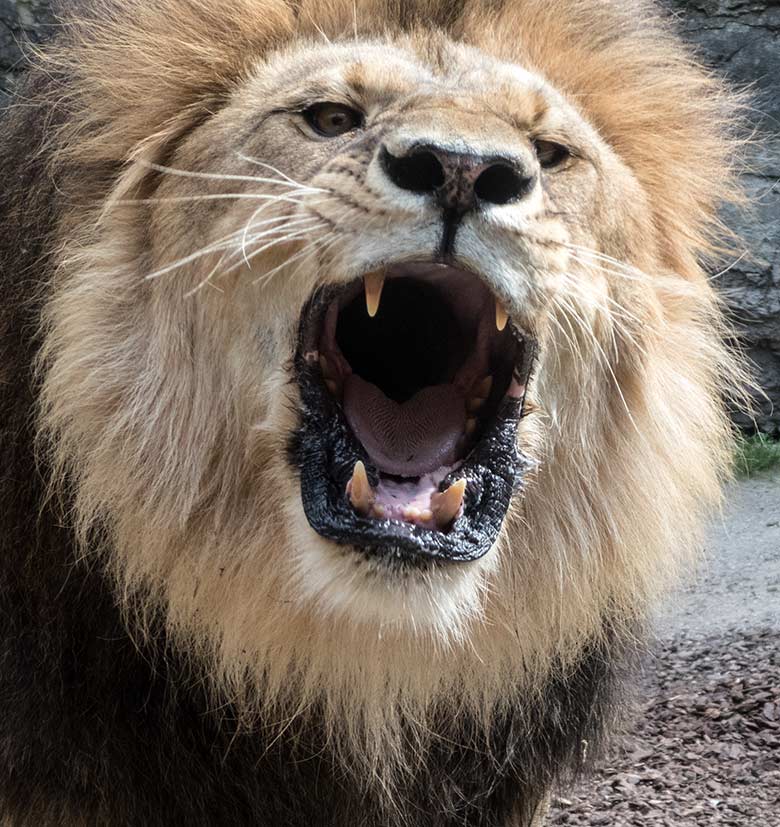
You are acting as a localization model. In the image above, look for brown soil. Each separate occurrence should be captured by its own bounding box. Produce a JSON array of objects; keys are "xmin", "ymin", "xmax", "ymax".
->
[{"xmin": 549, "ymin": 629, "xmax": 780, "ymax": 826}]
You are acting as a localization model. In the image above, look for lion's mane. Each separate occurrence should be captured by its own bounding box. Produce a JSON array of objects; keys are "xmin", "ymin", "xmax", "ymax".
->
[{"xmin": 0, "ymin": 1, "xmax": 748, "ymax": 824}]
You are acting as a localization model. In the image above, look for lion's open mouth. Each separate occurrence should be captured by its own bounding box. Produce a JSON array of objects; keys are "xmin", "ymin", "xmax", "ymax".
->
[{"xmin": 293, "ymin": 262, "xmax": 536, "ymax": 563}]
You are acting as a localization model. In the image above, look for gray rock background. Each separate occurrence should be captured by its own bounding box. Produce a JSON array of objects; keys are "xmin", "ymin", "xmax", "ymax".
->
[
  {"xmin": 667, "ymin": 0, "xmax": 780, "ymax": 434},
  {"xmin": 0, "ymin": 0, "xmax": 53, "ymax": 107},
  {"xmin": 1, "ymin": 0, "xmax": 779, "ymax": 432}
]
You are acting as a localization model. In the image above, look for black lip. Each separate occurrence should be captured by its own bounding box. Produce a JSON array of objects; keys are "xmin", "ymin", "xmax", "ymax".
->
[{"xmin": 290, "ymin": 281, "xmax": 537, "ymax": 565}]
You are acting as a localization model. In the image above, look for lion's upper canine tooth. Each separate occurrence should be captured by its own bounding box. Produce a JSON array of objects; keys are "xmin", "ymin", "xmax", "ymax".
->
[
  {"xmin": 364, "ymin": 271, "xmax": 385, "ymax": 318},
  {"xmin": 431, "ymin": 479, "xmax": 467, "ymax": 529},
  {"xmin": 495, "ymin": 300, "xmax": 509, "ymax": 332},
  {"xmin": 347, "ymin": 460, "xmax": 374, "ymax": 515}
]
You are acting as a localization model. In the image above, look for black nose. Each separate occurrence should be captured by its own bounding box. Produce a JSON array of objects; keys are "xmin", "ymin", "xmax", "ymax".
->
[{"xmin": 380, "ymin": 144, "xmax": 534, "ymax": 214}]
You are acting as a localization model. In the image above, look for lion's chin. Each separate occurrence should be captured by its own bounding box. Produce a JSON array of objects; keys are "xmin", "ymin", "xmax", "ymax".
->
[
  {"xmin": 288, "ymin": 503, "xmax": 499, "ymax": 635},
  {"xmin": 290, "ymin": 260, "xmax": 537, "ymax": 571}
]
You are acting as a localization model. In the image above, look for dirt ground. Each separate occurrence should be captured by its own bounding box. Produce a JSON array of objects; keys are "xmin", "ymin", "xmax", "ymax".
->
[{"xmin": 548, "ymin": 473, "xmax": 780, "ymax": 827}]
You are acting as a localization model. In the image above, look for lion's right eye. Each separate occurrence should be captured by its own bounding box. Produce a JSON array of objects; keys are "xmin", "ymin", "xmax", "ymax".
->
[
  {"xmin": 303, "ymin": 102, "xmax": 364, "ymax": 138},
  {"xmin": 533, "ymin": 139, "xmax": 571, "ymax": 170}
]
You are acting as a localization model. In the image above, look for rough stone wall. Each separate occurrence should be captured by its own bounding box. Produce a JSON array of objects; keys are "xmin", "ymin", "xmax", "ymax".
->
[
  {"xmin": 1, "ymin": 0, "xmax": 779, "ymax": 432},
  {"xmin": 667, "ymin": 1, "xmax": 780, "ymax": 433},
  {"xmin": 0, "ymin": 0, "xmax": 53, "ymax": 107}
]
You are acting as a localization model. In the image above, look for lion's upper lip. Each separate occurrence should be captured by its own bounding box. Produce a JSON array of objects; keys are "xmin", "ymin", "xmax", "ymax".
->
[{"xmin": 292, "ymin": 260, "xmax": 537, "ymax": 563}]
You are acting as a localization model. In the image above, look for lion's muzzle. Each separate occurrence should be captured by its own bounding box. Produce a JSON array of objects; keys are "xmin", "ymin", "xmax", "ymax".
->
[{"xmin": 293, "ymin": 260, "xmax": 537, "ymax": 564}]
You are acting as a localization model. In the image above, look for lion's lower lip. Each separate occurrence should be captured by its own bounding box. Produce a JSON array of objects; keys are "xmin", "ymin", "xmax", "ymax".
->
[{"xmin": 291, "ymin": 261, "xmax": 537, "ymax": 563}]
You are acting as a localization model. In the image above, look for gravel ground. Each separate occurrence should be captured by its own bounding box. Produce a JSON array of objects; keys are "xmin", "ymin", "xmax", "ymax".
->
[
  {"xmin": 549, "ymin": 473, "xmax": 780, "ymax": 827},
  {"xmin": 657, "ymin": 474, "xmax": 780, "ymax": 636}
]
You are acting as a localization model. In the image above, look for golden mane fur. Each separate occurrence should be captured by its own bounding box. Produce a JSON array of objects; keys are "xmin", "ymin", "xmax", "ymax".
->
[{"xmin": 31, "ymin": 0, "xmax": 747, "ymax": 782}]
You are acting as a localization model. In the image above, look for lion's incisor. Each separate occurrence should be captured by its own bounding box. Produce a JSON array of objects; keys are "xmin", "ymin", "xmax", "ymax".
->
[{"xmin": 0, "ymin": 0, "xmax": 749, "ymax": 824}]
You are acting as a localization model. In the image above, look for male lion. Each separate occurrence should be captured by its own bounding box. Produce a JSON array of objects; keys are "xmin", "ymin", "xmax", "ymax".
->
[{"xmin": 0, "ymin": 1, "xmax": 746, "ymax": 824}]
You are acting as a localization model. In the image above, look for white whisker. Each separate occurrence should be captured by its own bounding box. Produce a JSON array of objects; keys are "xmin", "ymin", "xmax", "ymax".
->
[
  {"xmin": 183, "ymin": 246, "xmax": 234, "ymax": 299},
  {"xmin": 144, "ymin": 231, "xmax": 246, "ymax": 281},
  {"xmin": 549, "ymin": 297, "xmax": 587, "ymax": 366},
  {"xmin": 565, "ymin": 244, "xmax": 649, "ymax": 283},
  {"xmin": 239, "ymin": 198, "xmax": 335, "ymax": 266},
  {"xmin": 140, "ymin": 160, "xmax": 327, "ymax": 192},
  {"xmin": 709, "ymin": 250, "xmax": 748, "ymax": 281},
  {"xmin": 236, "ymin": 155, "xmax": 320, "ymax": 191},
  {"xmin": 220, "ymin": 228, "xmax": 324, "ymax": 282},
  {"xmin": 553, "ymin": 291, "xmax": 643, "ymax": 438},
  {"xmin": 252, "ymin": 233, "xmax": 331, "ymax": 287},
  {"xmin": 567, "ymin": 252, "xmax": 644, "ymax": 284},
  {"xmin": 109, "ymin": 193, "xmax": 315, "ymax": 211}
]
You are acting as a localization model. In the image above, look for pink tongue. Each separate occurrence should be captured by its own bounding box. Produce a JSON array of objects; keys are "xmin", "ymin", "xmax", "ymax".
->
[{"xmin": 343, "ymin": 375, "xmax": 466, "ymax": 477}]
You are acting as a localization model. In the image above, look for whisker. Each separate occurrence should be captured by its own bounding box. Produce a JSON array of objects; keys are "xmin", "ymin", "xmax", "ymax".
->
[
  {"xmin": 252, "ymin": 233, "xmax": 332, "ymax": 287},
  {"xmin": 285, "ymin": 234, "xmax": 338, "ymax": 289},
  {"xmin": 237, "ymin": 155, "xmax": 298, "ymax": 185},
  {"xmin": 567, "ymin": 253, "xmax": 645, "ymax": 284},
  {"xmin": 239, "ymin": 198, "xmax": 335, "ymax": 266},
  {"xmin": 144, "ymin": 231, "xmax": 248, "ymax": 281},
  {"xmin": 553, "ymin": 292, "xmax": 643, "ymax": 438},
  {"xmin": 139, "ymin": 160, "xmax": 327, "ymax": 192},
  {"xmin": 565, "ymin": 244, "xmax": 648, "ymax": 283},
  {"xmin": 236, "ymin": 155, "xmax": 321, "ymax": 191},
  {"xmin": 307, "ymin": 232, "xmax": 345, "ymax": 286},
  {"xmin": 241, "ymin": 215, "xmax": 321, "ymax": 268},
  {"xmin": 558, "ymin": 275, "xmax": 649, "ymax": 357},
  {"xmin": 220, "ymin": 228, "xmax": 325, "ymax": 282},
  {"xmin": 110, "ymin": 193, "xmax": 314, "ymax": 209},
  {"xmin": 550, "ymin": 296, "xmax": 584, "ymax": 362},
  {"xmin": 145, "ymin": 194, "xmax": 335, "ymax": 284},
  {"xmin": 232, "ymin": 229, "xmax": 317, "ymax": 273},
  {"xmin": 183, "ymin": 246, "xmax": 235, "ymax": 299},
  {"xmin": 194, "ymin": 234, "xmax": 305, "ymax": 287},
  {"xmin": 237, "ymin": 216, "xmax": 317, "ymax": 267},
  {"xmin": 709, "ymin": 250, "xmax": 748, "ymax": 281},
  {"xmin": 547, "ymin": 305, "xmax": 584, "ymax": 367}
]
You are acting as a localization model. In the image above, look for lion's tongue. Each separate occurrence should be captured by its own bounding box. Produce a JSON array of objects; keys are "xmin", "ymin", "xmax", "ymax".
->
[{"xmin": 343, "ymin": 375, "xmax": 466, "ymax": 477}]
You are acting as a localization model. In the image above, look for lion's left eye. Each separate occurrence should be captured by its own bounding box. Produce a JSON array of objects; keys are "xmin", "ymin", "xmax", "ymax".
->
[
  {"xmin": 533, "ymin": 139, "xmax": 572, "ymax": 169},
  {"xmin": 303, "ymin": 102, "xmax": 364, "ymax": 138}
]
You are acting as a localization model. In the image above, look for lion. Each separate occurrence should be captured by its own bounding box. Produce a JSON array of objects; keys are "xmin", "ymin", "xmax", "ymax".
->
[{"xmin": 0, "ymin": 0, "xmax": 748, "ymax": 824}]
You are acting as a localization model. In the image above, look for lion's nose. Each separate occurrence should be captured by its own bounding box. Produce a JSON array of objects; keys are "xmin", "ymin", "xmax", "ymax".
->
[{"xmin": 380, "ymin": 144, "xmax": 534, "ymax": 214}]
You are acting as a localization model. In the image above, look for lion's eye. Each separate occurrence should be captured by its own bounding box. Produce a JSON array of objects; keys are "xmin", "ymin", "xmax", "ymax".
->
[
  {"xmin": 303, "ymin": 102, "xmax": 364, "ymax": 138},
  {"xmin": 533, "ymin": 139, "xmax": 571, "ymax": 169}
]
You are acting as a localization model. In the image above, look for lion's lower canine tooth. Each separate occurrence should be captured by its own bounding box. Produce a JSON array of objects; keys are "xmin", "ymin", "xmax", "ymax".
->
[
  {"xmin": 495, "ymin": 301, "xmax": 508, "ymax": 331},
  {"xmin": 347, "ymin": 460, "xmax": 374, "ymax": 515},
  {"xmin": 432, "ymin": 479, "xmax": 467, "ymax": 528},
  {"xmin": 364, "ymin": 271, "xmax": 385, "ymax": 318}
]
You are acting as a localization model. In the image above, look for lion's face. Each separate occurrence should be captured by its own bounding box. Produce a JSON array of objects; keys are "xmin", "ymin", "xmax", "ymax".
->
[
  {"xmin": 131, "ymin": 35, "xmax": 651, "ymax": 631},
  {"xmin": 39, "ymin": 1, "xmax": 740, "ymax": 734}
]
